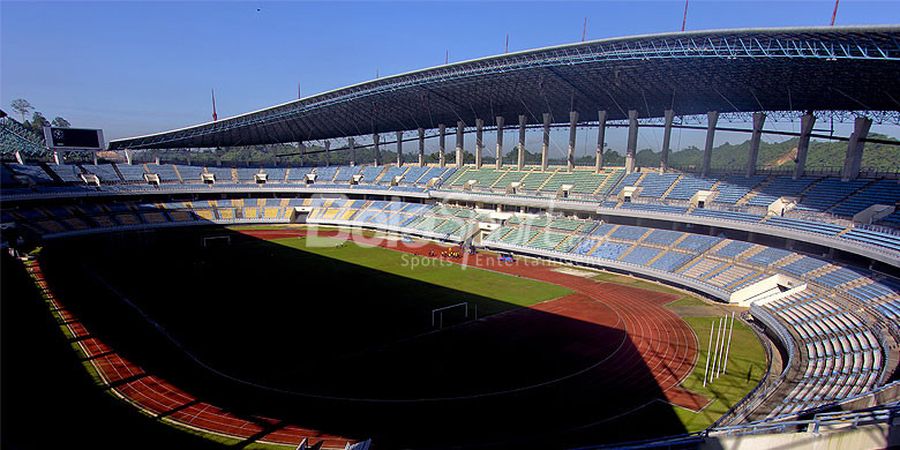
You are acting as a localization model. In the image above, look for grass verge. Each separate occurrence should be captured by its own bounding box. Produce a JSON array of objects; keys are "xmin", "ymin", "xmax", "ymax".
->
[{"xmin": 671, "ymin": 316, "xmax": 767, "ymax": 432}]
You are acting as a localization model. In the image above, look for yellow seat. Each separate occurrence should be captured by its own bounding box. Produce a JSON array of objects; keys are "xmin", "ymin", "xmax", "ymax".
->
[{"xmin": 195, "ymin": 210, "xmax": 215, "ymax": 220}]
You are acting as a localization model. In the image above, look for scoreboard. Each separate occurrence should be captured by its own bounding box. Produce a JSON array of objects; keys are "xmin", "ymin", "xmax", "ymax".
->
[{"xmin": 43, "ymin": 127, "xmax": 105, "ymax": 151}]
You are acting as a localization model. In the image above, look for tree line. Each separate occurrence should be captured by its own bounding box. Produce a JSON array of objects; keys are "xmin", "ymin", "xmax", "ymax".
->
[{"xmin": 8, "ymin": 98, "xmax": 72, "ymax": 137}]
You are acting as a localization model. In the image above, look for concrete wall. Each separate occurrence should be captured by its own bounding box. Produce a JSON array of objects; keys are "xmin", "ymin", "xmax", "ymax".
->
[{"xmin": 704, "ymin": 423, "xmax": 897, "ymax": 450}]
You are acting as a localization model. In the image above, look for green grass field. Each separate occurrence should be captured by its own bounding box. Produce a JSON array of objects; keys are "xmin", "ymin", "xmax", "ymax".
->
[
  {"xmin": 272, "ymin": 236, "xmax": 766, "ymax": 431},
  {"xmin": 269, "ymin": 236, "xmax": 571, "ymax": 308},
  {"xmin": 35, "ymin": 227, "xmax": 770, "ymax": 446},
  {"xmin": 674, "ymin": 316, "xmax": 767, "ymax": 431}
]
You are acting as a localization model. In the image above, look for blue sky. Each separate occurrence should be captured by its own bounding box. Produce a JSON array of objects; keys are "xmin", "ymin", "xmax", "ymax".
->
[{"xmin": 2, "ymin": 0, "xmax": 899, "ymax": 153}]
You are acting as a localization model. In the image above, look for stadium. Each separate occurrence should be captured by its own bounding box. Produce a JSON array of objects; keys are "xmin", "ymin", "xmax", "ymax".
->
[{"xmin": 2, "ymin": 15, "xmax": 900, "ymax": 450}]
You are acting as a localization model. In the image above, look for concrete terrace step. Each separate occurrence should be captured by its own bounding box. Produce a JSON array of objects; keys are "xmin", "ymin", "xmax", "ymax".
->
[{"xmin": 737, "ymin": 175, "xmax": 775, "ymax": 206}]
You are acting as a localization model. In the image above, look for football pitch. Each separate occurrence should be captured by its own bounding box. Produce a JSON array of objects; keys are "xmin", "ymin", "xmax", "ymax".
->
[{"xmin": 34, "ymin": 226, "xmax": 765, "ymax": 448}]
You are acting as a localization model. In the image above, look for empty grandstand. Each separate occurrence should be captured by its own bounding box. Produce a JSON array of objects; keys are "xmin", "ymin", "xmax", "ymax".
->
[{"xmin": 2, "ymin": 23, "xmax": 899, "ymax": 450}]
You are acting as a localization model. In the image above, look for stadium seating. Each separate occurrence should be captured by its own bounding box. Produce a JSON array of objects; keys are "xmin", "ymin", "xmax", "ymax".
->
[
  {"xmin": 746, "ymin": 176, "xmax": 818, "ymax": 207},
  {"xmin": 666, "ymin": 174, "xmax": 715, "ymax": 200},
  {"xmin": 146, "ymin": 164, "xmax": 180, "ymax": 182},
  {"xmin": 762, "ymin": 289, "xmax": 884, "ymax": 417},
  {"xmin": 46, "ymin": 164, "xmax": 83, "ymax": 183},
  {"xmin": 712, "ymin": 176, "xmax": 766, "ymax": 204},
  {"xmin": 637, "ymin": 173, "xmax": 680, "ymax": 198},
  {"xmin": 117, "ymin": 164, "xmax": 147, "ymax": 182},
  {"xmin": 830, "ymin": 179, "xmax": 900, "ymax": 218},
  {"xmin": 82, "ymin": 164, "xmax": 121, "ymax": 183}
]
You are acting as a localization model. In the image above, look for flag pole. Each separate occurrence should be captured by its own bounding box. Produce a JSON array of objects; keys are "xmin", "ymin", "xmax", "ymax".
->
[
  {"xmin": 716, "ymin": 315, "xmax": 727, "ymax": 378},
  {"xmin": 703, "ymin": 323, "xmax": 714, "ymax": 386},
  {"xmin": 723, "ymin": 312, "xmax": 735, "ymax": 374},
  {"xmin": 711, "ymin": 316, "xmax": 723, "ymax": 380}
]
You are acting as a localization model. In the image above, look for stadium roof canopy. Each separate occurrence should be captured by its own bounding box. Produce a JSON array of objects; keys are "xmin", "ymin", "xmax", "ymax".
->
[
  {"xmin": 110, "ymin": 26, "xmax": 900, "ymax": 150},
  {"xmin": 1, "ymin": 116, "xmax": 49, "ymax": 157}
]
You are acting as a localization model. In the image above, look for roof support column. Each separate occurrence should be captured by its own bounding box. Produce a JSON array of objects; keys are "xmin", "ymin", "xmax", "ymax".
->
[
  {"xmin": 596, "ymin": 111, "xmax": 607, "ymax": 173},
  {"xmin": 567, "ymin": 111, "xmax": 578, "ymax": 172},
  {"xmin": 842, "ymin": 116, "xmax": 872, "ymax": 181},
  {"xmin": 124, "ymin": 149, "xmax": 132, "ymax": 166},
  {"xmin": 793, "ymin": 112, "xmax": 816, "ymax": 179},
  {"xmin": 625, "ymin": 110, "xmax": 638, "ymax": 174},
  {"xmin": 660, "ymin": 109, "xmax": 674, "ymax": 172},
  {"xmin": 455, "ymin": 120, "xmax": 465, "ymax": 168},
  {"xmin": 475, "ymin": 118, "xmax": 484, "ymax": 169},
  {"xmin": 417, "ymin": 128, "xmax": 425, "ymax": 167},
  {"xmin": 541, "ymin": 113, "xmax": 551, "ymax": 172},
  {"xmin": 373, "ymin": 133, "xmax": 381, "ymax": 166},
  {"xmin": 495, "ymin": 116, "xmax": 505, "ymax": 170},
  {"xmin": 517, "ymin": 115, "xmax": 526, "ymax": 171},
  {"xmin": 438, "ymin": 124, "xmax": 447, "ymax": 168},
  {"xmin": 701, "ymin": 111, "xmax": 718, "ymax": 177},
  {"xmin": 746, "ymin": 112, "xmax": 766, "ymax": 177},
  {"xmin": 396, "ymin": 131, "xmax": 403, "ymax": 166},
  {"xmin": 349, "ymin": 137, "xmax": 356, "ymax": 166}
]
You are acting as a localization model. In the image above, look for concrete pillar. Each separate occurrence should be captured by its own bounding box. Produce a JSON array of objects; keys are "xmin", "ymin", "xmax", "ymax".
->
[
  {"xmin": 495, "ymin": 116, "xmax": 505, "ymax": 169},
  {"xmin": 793, "ymin": 112, "xmax": 816, "ymax": 179},
  {"xmin": 417, "ymin": 128, "xmax": 425, "ymax": 167},
  {"xmin": 625, "ymin": 110, "xmax": 638, "ymax": 174},
  {"xmin": 842, "ymin": 116, "xmax": 872, "ymax": 180},
  {"xmin": 14, "ymin": 150, "xmax": 24, "ymax": 165},
  {"xmin": 155, "ymin": 153, "xmax": 161, "ymax": 166},
  {"xmin": 349, "ymin": 137, "xmax": 356, "ymax": 165},
  {"xmin": 541, "ymin": 112, "xmax": 551, "ymax": 172},
  {"xmin": 92, "ymin": 152, "xmax": 98, "ymax": 165},
  {"xmin": 455, "ymin": 120, "xmax": 465, "ymax": 168},
  {"xmin": 660, "ymin": 109, "xmax": 674, "ymax": 171},
  {"xmin": 438, "ymin": 124, "xmax": 447, "ymax": 168},
  {"xmin": 475, "ymin": 118, "xmax": 484, "ymax": 169},
  {"xmin": 701, "ymin": 111, "xmax": 719, "ymax": 177},
  {"xmin": 297, "ymin": 142, "xmax": 304, "ymax": 166},
  {"xmin": 517, "ymin": 114, "xmax": 527, "ymax": 170},
  {"xmin": 567, "ymin": 111, "xmax": 578, "ymax": 171},
  {"xmin": 396, "ymin": 131, "xmax": 403, "ymax": 166},
  {"xmin": 746, "ymin": 112, "xmax": 766, "ymax": 177},
  {"xmin": 373, "ymin": 133, "xmax": 381, "ymax": 166},
  {"xmin": 53, "ymin": 150, "xmax": 61, "ymax": 165},
  {"xmin": 186, "ymin": 150, "xmax": 191, "ymax": 166},
  {"xmin": 124, "ymin": 149, "xmax": 132, "ymax": 165},
  {"xmin": 324, "ymin": 141, "xmax": 331, "ymax": 166},
  {"xmin": 596, "ymin": 111, "xmax": 607, "ymax": 173}
]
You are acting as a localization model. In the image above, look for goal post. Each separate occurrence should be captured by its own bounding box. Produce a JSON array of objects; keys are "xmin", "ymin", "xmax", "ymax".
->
[
  {"xmin": 431, "ymin": 302, "xmax": 471, "ymax": 329},
  {"xmin": 201, "ymin": 235, "xmax": 232, "ymax": 248}
]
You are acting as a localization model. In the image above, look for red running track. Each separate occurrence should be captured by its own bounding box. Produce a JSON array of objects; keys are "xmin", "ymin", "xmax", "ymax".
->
[
  {"xmin": 27, "ymin": 262, "xmax": 354, "ymax": 450},
  {"xmin": 240, "ymin": 228, "xmax": 708, "ymax": 412}
]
